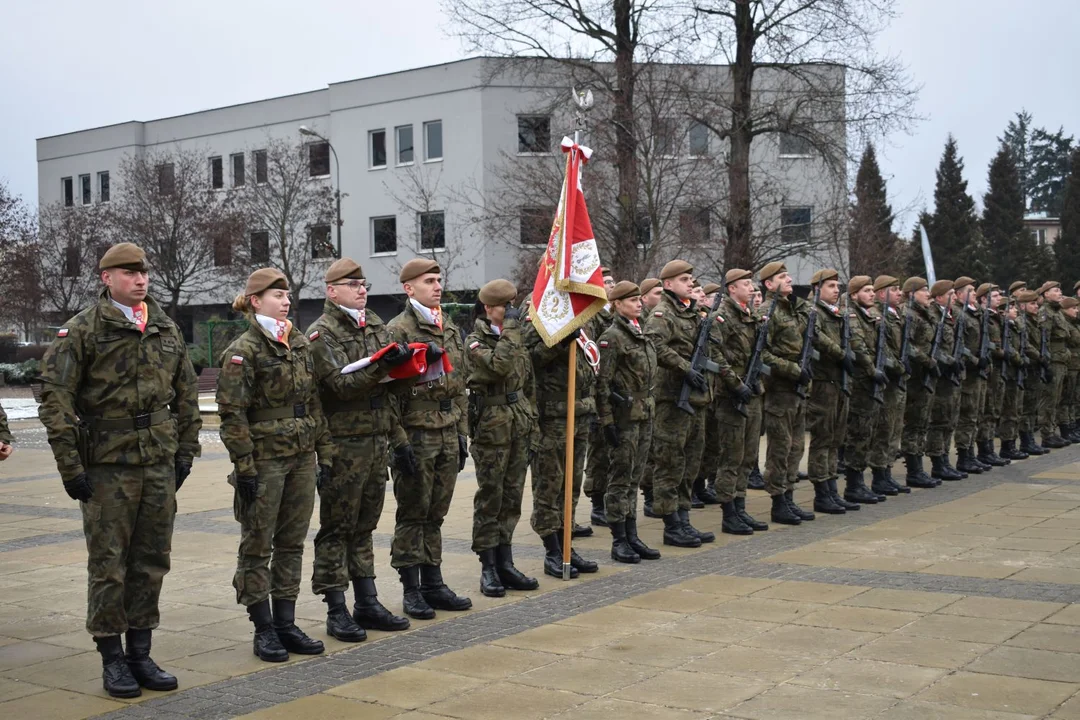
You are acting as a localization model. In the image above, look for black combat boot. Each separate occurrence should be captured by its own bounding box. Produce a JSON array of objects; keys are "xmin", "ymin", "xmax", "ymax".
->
[
  {"xmin": 784, "ymin": 489, "xmax": 815, "ymax": 520},
  {"xmin": 702, "ymin": 474, "xmax": 720, "ymax": 504},
  {"xmin": 662, "ymin": 512, "xmax": 702, "ymax": 547},
  {"xmin": 871, "ymin": 467, "xmax": 899, "ymax": 496},
  {"xmin": 420, "ymin": 565, "xmax": 473, "ymax": 611},
  {"xmin": 828, "ymin": 478, "xmax": 861, "ymax": 510},
  {"xmin": 247, "ymin": 599, "xmax": 289, "ymax": 662},
  {"xmin": 1068, "ymin": 422, "xmax": 1080, "ymax": 443},
  {"xmin": 679, "ymin": 508, "xmax": 715, "ymax": 543},
  {"xmin": 904, "ymin": 454, "xmax": 937, "ymax": 488},
  {"xmin": 933, "ymin": 455, "xmax": 963, "ymax": 480},
  {"xmin": 590, "ymin": 492, "xmax": 608, "ymax": 527},
  {"xmin": 735, "ymin": 496, "xmax": 770, "ymax": 529},
  {"xmin": 747, "ymin": 466, "xmax": 766, "ymax": 491},
  {"xmin": 885, "ymin": 465, "xmax": 910, "ymax": 493},
  {"xmin": 541, "ymin": 532, "xmax": 579, "ymax": 578},
  {"xmin": 272, "ymin": 599, "xmax": 325, "ymax": 655},
  {"xmin": 978, "ymin": 440, "xmax": 1008, "ymax": 466},
  {"xmin": 1059, "ymin": 425, "xmax": 1075, "ymax": 446},
  {"xmin": 625, "ymin": 516, "xmax": 661, "ymax": 559},
  {"xmin": 353, "ymin": 577, "xmax": 411, "ymax": 631},
  {"xmin": 477, "ymin": 549, "xmax": 506, "ymax": 598},
  {"xmin": 95, "ymin": 635, "xmax": 141, "ymax": 698},
  {"xmin": 1021, "ymin": 431, "xmax": 1048, "ymax": 455},
  {"xmin": 642, "ymin": 486, "xmax": 659, "ymax": 518},
  {"xmin": 999, "ymin": 439, "xmax": 1028, "ymax": 460},
  {"xmin": 569, "ymin": 545, "xmax": 599, "ymax": 573},
  {"xmin": 720, "ymin": 501, "xmax": 754, "ymax": 535},
  {"xmin": 844, "ymin": 468, "xmax": 880, "ymax": 504},
  {"xmin": 495, "ymin": 545, "xmax": 540, "ymax": 590},
  {"xmin": 970, "ymin": 445, "xmax": 993, "ymax": 471},
  {"xmin": 124, "ymin": 628, "xmax": 178, "ymax": 691},
  {"xmin": 398, "ymin": 566, "xmax": 436, "ymax": 619},
  {"xmin": 609, "ymin": 521, "xmax": 641, "ymax": 563},
  {"xmin": 694, "ymin": 476, "xmax": 719, "ymax": 505},
  {"xmin": 572, "ymin": 522, "xmax": 594, "ymax": 538},
  {"xmin": 689, "ymin": 483, "xmax": 705, "ymax": 509},
  {"xmin": 955, "ymin": 448, "xmax": 984, "ymax": 475},
  {"xmin": 943, "ymin": 444, "xmax": 968, "ymax": 478},
  {"xmin": 812, "ymin": 481, "xmax": 846, "ymax": 514},
  {"xmin": 323, "ymin": 591, "xmax": 367, "ymax": 642},
  {"xmin": 770, "ymin": 493, "xmax": 801, "ymax": 525}
]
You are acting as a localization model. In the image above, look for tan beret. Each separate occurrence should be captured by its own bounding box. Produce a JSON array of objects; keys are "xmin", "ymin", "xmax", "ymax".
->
[
  {"xmin": 810, "ymin": 268, "xmax": 839, "ymax": 286},
  {"xmin": 1009, "ymin": 280, "xmax": 1027, "ymax": 294},
  {"xmin": 1062, "ymin": 297, "xmax": 1079, "ymax": 309},
  {"xmin": 243, "ymin": 267, "xmax": 288, "ymax": 296},
  {"xmin": 930, "ymin": 279, "xmax": 953, "ymax": 298},
  {"xmin": 691, "ymin": 278, "xmax": 701, "ymax": 288},
  {"xmin": 1040, "ymin": 280, "xmax": 1061, "ymax": 294},
  {"xmin": 725, "ymin": 269, "xmax": 753, "ymax": 286},
  {"xmin": 758, "ymin": 261, "xmax": 787, "ymax": 283},
  {"xmin": 660, "ymin": 259, "xmax": 693, "ymax": 280},
  {"xmin": 873, "ymin": 275, "xmax": 899, "ymax": 292},
  {"xmin": 399, "ymin": 258, "xmax": 441, "ymax": 283},
  {"xmin": 325, "ymin": 257, "xmax": 365, "ymax": 284},
  {"xmin": 99, "ymin": 242, "xmax": 148, "ymax": 272},
  {"xmin": 953, "ymin": 276, "xmax": 976, "ymax": 292},
  {"xmin": 639, "ymin": 277, "xmax": 661, "ymax": 294},
  {"xmin": 848, "ymin": 275, "xmax": 873, "ymax": 295},
  {"xmin": 702, "ymin": 282, "xmax": 722, "ymax": 295},
  {"xmin": 608, "ymin": 280, "xmax": 640, "ymax": 302},
  {"xmin": 1074, "ymin": 280, "xmax": 1080, "ymax": 292},
  {"xmin": 975, "ymin": 282, "xmax": 998, "ymax": 299},
  {"xmin": 478, "ymin": 279, "xmax": 517, "ymax": 306},
  {"xmin": 1016, "ymin": 290, "xmax": 1038, "ymax": 303},
  {"xmin": 903, "ymin": 277, "xmax": 927, "ymax": 293}
]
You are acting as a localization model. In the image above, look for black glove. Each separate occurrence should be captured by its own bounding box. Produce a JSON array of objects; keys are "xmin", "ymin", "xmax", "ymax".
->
[
  {"xmin": 798, "ymin": 367, "xmax": 812, "ymax": 385},
  {"xmin": 929, "ymin": 361, "xmax": 942, "ymax": 378},
  {"xmin": 733, "ymin": 382, "xmax": 753, "ymax": 404},
  {"xmin": 559, "ymin": 329, "xmax": 582, "ymax": 347},
  {"xmin": 603, "ymin": 424, "xmax": 621, "ymax": 448},
  {"xmin": 393, "ymin": 445, "xmax": 419, "ymax": 477},
  {"xmin": 873, "ymin": 369, "xmax": 888, "ymax": 385},
  {"xmin": 977, "ymin": 355, "xmax": 989, "ymax": 371},
  {"xmin": 425, "ymin": 342, "xmax": 444, "ymax": 363},
  {"xmin": 316, "ymin": 464, "xmax": 332, "ymax": 490},
  {"xmin": 379, "ymin": 343, "xmax": 412, "ymax": 368},
  {"xmin": 1045, "ymin": 365, "xmax": 1055, "ymax": 382},
  {"xmin": 63, "ymin": 472, "xmax": 94, "ymax": 502},
  {"xmin": 236, "ymin": 474, "xmax": 258, "ymax": 504},
  {"xmin": 458, "ymin": 435, "xmax": 469, "ymax": 471},
  {"xmin": 504, "ymin": 304, "xmax": 522, "ymax": 321},
  {"xmin": 685, "ymin": 368, "xmax": 708, "ymax": 392},
  {"xmin": 842, "ymin": 350, "xmax": 856, "ymax": 376},
  {"xmin": 175, "ymin": 458, "xmax": 192, "ymax": 492}
]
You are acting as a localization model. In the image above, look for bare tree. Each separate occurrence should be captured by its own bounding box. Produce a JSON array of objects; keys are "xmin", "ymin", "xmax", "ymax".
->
[
  {"xmin": 34, "ymin": 200, "xmax": 111, "ymax": 320},
  {"xmin": 0, "ymin": 181, "xmax": 41, "ymax": 336}
]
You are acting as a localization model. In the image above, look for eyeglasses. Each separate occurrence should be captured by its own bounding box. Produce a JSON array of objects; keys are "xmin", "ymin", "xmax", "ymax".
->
[{"xmin": 332, "ymin": 280, "xmax": 371, "ymax": 290}]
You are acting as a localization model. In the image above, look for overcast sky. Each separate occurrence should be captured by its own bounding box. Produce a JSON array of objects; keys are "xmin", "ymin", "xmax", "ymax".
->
[{"xmin": 2, "ymin": 0, "xmax": 1077, "ymax": 235}]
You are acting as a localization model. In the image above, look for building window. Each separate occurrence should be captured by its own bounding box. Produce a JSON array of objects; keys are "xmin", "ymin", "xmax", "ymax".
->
[
  {"xmin": 370, "ymin": 130, "xmax": 386, "ymax": 169},
  {"xmin": 158, "ymin": 163, "xmax": 175, "ymax": 195},
  {"xmin": 308, "ymin": 142, "xmax": 330, "ymax": 177},
  {"xmin": 424, "ymin": 120, "xmax": 443, "ymax": 161},
  {"xmin": 779, "ymin": 132, "xmax": 813, "ymax": 157},
  {"xmin": 652, "ymin": 117, "xmax": 678, "ymax": 157},
  {"xmin": 419, "ymin": 211, "xmax": 445, "ymax": 251},
  {"xmin": 1035, "ymin": 227, "xmax": 1047, "ymax": 246},
  {"xmin": 232, "ymin": 153, "xmax": 245, "ymax": 187},
  {"xmin": 98, "ymin": 171, "xmax": 110, "ymax": 203},
  {"xmin": 679, "ymin": 207, "xmax": 711, "ymax": 246},
  {"xmin": 250, "ymin": 230, "xmax": 270, "ymax": 264},
  {"xmin": 213, "ymin": 234, "xmax": 232, "ymax": 267},
  {"xmin": 253, "ymin": 150, "xmax": 268, "ymax": 184},
  {"xmin": 781, "ymin": 206, "xmax": 813, "ymax": 246},
  {"xmin": 62, "ymin": 177, "xmax": 74, "ymax": 207},
  {"xmin": 635, "ymin": 212, "xmax": 652, "ymax": 247},
  {"xmin": 689, "ymin": 122, "xmax": 710, "ymax": 157},
  {"xmin": 517, "ymin": 115, "xmax": 551, "ymax": 154},
  {"xmin": 372, "ymin": 216, "xmax": 397, "ymax": 254},
  {"xmin": 209, "ymin": 156, "xmax": 223, "ymax": 189},
  {"xmin": 396, "ymin": 125, "xmax": 414, "ymax": 165},
  {"xmin": 519, "ymin": 207, "xmax": 554, "ymax": 245},
  {"xmin": 63, "ymin": 245, "xmax": 80, "ymax": 277},
  {"xmin": 80, "ymin": 174, "xmax": 92, "ymax": 205}
]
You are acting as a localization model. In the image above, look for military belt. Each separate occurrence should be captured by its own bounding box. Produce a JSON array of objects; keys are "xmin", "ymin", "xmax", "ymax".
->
[
  {"xmin": 475, "ymin": 391, "xmax": 519, "ymax": 406},
  {"xmin": 248, "ymin": 402, "xmax": 308, "ymax": 422},
  {"xmin": 87, "ymin": 408, "xmax": 172, "ymax": 432},
  {"xmin": 329, "ymin": 395, "xmax": 386, "ymax": 413},
  {"xmin": 538, "ymin": 390, "xmax": 586, "ymax": 404},
  {"xmin": 407, "ymin": 398, "xmax": 454, "ymax": 412}
]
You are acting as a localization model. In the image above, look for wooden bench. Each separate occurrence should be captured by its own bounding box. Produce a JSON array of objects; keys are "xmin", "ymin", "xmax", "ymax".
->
[{"xmin": 197, "ymin": 368, "xmax": 220, "ymax": 395}]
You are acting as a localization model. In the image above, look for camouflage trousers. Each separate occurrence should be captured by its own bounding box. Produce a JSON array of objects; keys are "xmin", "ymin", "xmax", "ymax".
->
[
  {"xmin": 686, "ymin": 411, "xmax": 707, "ymax": 484},
  {"xmin": 531, "ymin": 414, "xmax": 589, "ymax": 537},
  {"xmin": 391, "ymin": 427, "xmax": 459, "ymax": 568},
  {"xmin": 604, "ymin": 419, "xmax": 651, "ymax": 523},
  {"xmin": 1022, "ymin": 376, "xmax": 1043, "ymax": 435},
  {"xmin": 901, "ymin": 383, "xmax": 934, "ymax": 455},
  {"xmin": 844, "ymin": 382, "xmax": 882, "ymax": 472},
  {"xmin": 926, "ymin": 379, "xmax": 959, "ymax": 457},
  {"xmin": 1072, "ymin": 370, "xmax": 1080, "ymax": 425},
  {"xmin": 311, "ymin": 434, "xmax": 389, "ymax": 595},
  {"xmin": 639, "ymin": 420, "xmax": 655, "ymax": 492},
  {"xmin": 82, "ymin": 462, "xmax": 175, "ymax": 637},
  {"xmin": 1039, "ymin": 362, "xmax": 1067, "ymax": 437},
  {"xmin": 806, "ymin": 379, "xmax": 844, "ymax": 483},
  {"xmin": 471, "ymin": 412, "xmax": 532, "ymax": 552},
  {"xmin": 763, "ymin": 387, "xmax": 806, "ymax": 496},
  {"xmin": 649, "ymin": 401, "xmax": 701, "ymax": 516},
  {"xmin": 869, "ymin": 384, "xmax": 905, "ymax": 469},
  {"xmin": 233, "ymin": 453, "xmax": 316, "ymax": 607},
  {"xmin": 978, "ymin": 367, "xmax": 1005, "ymax": 443},
  {"xmin": 954, "ymin": 375, "xmax": 987, "ymax": 450},
  {"xmin": 714, "ymin": 395, "xmax": 762, "ymax": 502},
  {"xmin": 999, "ymin": 377, "xmax": 1021, "ymax": 441},
  {"xmin": 1059, "ymin": 369, "xmax": 1078, "ymax": 426},
  {"xmin": 582, "ymin": 417, "xmax": 610, "ymax": 498},
  {"xmin": 699, "ymin": 404, "xmax": 722, "ymax": 481}
]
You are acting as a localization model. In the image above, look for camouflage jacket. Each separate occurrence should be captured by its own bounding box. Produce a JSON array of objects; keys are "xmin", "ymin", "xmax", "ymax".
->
[
  {"xmin": 713, "ymin": 296, "xmax": 762, "ymax": 389},
  {"xmin": 906, "ymin": 301, "xmax": 936, "ymax": 375},
  {"xmin": 522, "ymin": 314, "xmax": 598, "ymax": 419},
  {"xmin": 645, "ymin": 291, "xmax": 725, "ymax": 408},
  {"xmin": 38, "ymin": 290, "xmax": 201, "ymax": 482},
  {"xmin": 928, "ymin": 302, "xmax": 956, "ymax": 360},
  {"xmin": 465, "ymin": 317, "xmax": 538, "ymax": 446},
  {"xmin": 1068, "ymin": 317, "xmax": 1080, "ymax": 372},
  {"xmin": 987, "ymin": 311, "xmax": 1005, "ymax": 364},
  {"xmin": 217, "ymin": 315, "xmax": 333, "ymax": 478},
  {"xmin": 762, "ymin": 291, "xmax": 811, "ymax": 389},
  {"xmin": 387, "ymin": 300, "xmax": 468, "ymax": 434},
  {"xmin": 1042, "ymin": 301, "xmax": 1072, "ymax": 364},
  {"xmin": 810, "ymin": 299, "xmax": 846, "ymax": 384},
  {"xmin": 952, "ymin": 301, "xmax": 982, "ymax": 371},
  {"xmin": 306, "ymin": 301, "xmax": 407, "ymax": 446},
  {"xmin": 0, "ymin": 401, "xmax": 9, "ymax": 444},
  {"xmin": 597, "ymin": 313, "xmax": 656, "ymax": 426},
  {"xmin": 849, "ymin": 302, "xmax": 880, "ymax": 385},
  {"xmin": 1023, "ymin": 310, "xmax": 1043, "ymax": 364},
  {"xmin": 879, "ymin": 302, "xmax": 904, "ymax": 380}
]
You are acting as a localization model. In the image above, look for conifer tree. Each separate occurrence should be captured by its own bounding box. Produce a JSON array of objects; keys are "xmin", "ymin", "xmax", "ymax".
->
[
  {"xmin": 1056, "ymin": 148, "xmax": 1080, "ymax": 291},
  {"xmin": 926, "ymin": 136, "xmax": 985, "ymax": 281},
  {"xmin": 999, "ymin": 110, "xmax": 1032, "ymax": 208},
  {"xmin": 849, "ymin": 143, "xmax": 902, "ymax": 276},
  {"xmin": 982, "ymin": 143, "xmax": 1035, "ymax": 287}
]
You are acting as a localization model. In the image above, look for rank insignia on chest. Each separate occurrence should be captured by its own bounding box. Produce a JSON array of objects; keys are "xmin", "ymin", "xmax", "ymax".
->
[
  {"xmin": 308, "ymin": 330, "xmax": 320, "ymax": 341},
  {"xmin": 230, "ymin": 355, "xmax": 244, "ymax": 365},
  {"xmin": 56, "ymin": 328, "xmax": 69, "ymax": 337}
]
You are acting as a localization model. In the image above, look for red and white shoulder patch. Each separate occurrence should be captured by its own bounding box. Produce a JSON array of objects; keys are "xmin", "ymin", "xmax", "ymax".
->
[
  {"xmin": 308, "ymin": 330, "xmax": 320, "ymax": 341},
  {"xmin": 654, "ymin": 311, "xmax": 664, "ymax": 317},
  {"xmin": 469, "ymin": 340, "xmax": 481, "ymax": 350},
  {"xmin": 56, "ymin": 328, "xmax": 69, "ymax": 337},
  {"xmin": 599, "ymin": 340, "xmax": 609, "ymax": 348},
  {"xmin": 230, "ymin": 355, "xmax": 244, "ymax": 365},
  {"xmin": 714, "ymin": 315, "xmax": 724, "ymax": 323}
]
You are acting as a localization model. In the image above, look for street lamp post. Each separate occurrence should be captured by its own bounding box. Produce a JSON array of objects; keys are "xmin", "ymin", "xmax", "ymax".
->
[{"xmin": 299, "ymin": 125, "xmax": 341, "ymax": 258}]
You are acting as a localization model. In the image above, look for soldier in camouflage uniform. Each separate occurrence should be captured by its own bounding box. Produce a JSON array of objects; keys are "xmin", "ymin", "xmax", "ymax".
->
[
  {"xmin": 39, "ymin": 243, "xmax": 200, "ymax": 697},
  {"xmin": 951, "ymin": 278, "xmax": 990, "ymax": 475},
  {"xmin": 1063, "ymin": 298, "xmax": 1080, "ymax": 442},
  {"xmin": 597, "ymin": 281, "xmax": 661, "ymax": 562},
  {"xmin": 975, "ymin": 286, "xmax": 1010, "ymax": 467},
  {"xmin": 998, "ymin": 294, "xmax": 1028, "ymax": 460},
  {"xmin": 1019, "ymin": 291, "xmax": 1050, "ymax": 455},
  {"xmin": 218, "ymin": 268, "xmax": 332, "ymax": 663},
  {"xmin": 637, "ymin": 277, "xmax": 662, "ymax": 518},
  {"xmin": 466, "ymin": 279, "xmax": 541, "ymax": 597},
  {"xmin": 898, "ymin": 277, "xmax": 941, "ymax": 488},
  {"xmin": 694, "ymin": 281, "xmax": 724, "ymax": 506},
  {"xmin": 1038, "ymin": 282, "xmax": 1073, "ymax": 448},
  {"xmin": 0, "ymin": 401, "xmax": 12, "ymax": 461},
  {"xmin": 927, "ymin": 280, "xmax": 966, "ymax": 480},
  {"xmin": 582, "ymin": 267, "xmax": 616, "ymax": 532},
  {"xmin": 867, "ymin": 275, "xmax": 909, "ymax": 496},
  {"xmin": 386, "ymin": 258, "xmax": 473, "ymax": 617},
  {"xmin": 306, "ymin": 258, "xmax": 414, "ymax": 643}
]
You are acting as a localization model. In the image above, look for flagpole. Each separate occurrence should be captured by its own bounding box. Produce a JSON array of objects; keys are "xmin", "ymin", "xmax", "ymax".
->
[{"xmin": 562, "ymin": 340, "xmax": 577, "ymax": 580}]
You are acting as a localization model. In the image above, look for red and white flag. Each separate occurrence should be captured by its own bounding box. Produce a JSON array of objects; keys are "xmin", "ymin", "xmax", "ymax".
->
[{"xmin": 529, "ymin": 137, "xmax": 607, "ymax": 347}]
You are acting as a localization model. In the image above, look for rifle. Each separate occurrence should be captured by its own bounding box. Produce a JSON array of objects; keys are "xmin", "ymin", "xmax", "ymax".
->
[
  {"xmin": 736, "ymin": 294, "xmax": 779, "ymax": 417},
  {"xmin": 676, "ymin": 308, "xmax": 721, "ymax": 415},
  {"xmin": 898, "ymin": 291, "xmax": 914, "ymax": 392},
  {"xmin": 871, "ymin": 289, "xmax": 889, "ymax": 404},
  {"xmin": 1040, "ymin": 319, "xmax": 1051, "ymax": 384},
  {"xmin": 1001, "ymin": 299, "xmax": 1012, "ymax": 384},
  {"xmin": 977, "ymin": 296, "xmax": 992, "ymax": 380},
  {"xmin": 950, "ymin": 289, "xmax": 972, "ymax": 387},
  {"xmin": 840, "ymin": 294, "xmax": 852, "ymax": 397},
  {"xmin": 793, "ymin": 284, "xmax": 821, "ymax": 399},
  {"xmin": 1018, "ymin": 310, "xmax": 1028, "ymax": 391},
  {"xmin": 924, "ymin": 303, "xmax": 946, "ymax": 393}
]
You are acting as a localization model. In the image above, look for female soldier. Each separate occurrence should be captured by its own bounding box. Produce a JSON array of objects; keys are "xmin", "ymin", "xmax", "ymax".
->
[
  {"xmin": 466, "ymin": 279, "xmax": 540, "ymax": 597},
  {"xmin": 217, "ymin": 268, "xmax": 334, "ymax": 662},
  {"xmin": 597, "ymin": 281, "xmax": 660, "ymax": 563}
]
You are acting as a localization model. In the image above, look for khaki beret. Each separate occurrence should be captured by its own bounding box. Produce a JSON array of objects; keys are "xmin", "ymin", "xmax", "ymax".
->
[
  {"xmin": 325, "ymin": 257, "xmax": 365, "ymax": 284},
  {"xmin": 810, "ymin": 268, "xmax": 839, "ymax": 286},
  {"xmin": 953, "ymin": 276, "xmax": 976, "ymax": 292},
  {"xmin": 600, "ymin": 266, "xmax": 613, "ymax": 277},
  {"xmin": 903, "ymin": 277, "xmax": 927, "ymax": 293},
  {"xmin": 639, "ymin": 277, "xmax": 661, "ymax": 294},
  {"xmin": 1009, "ymin": 280, "xmax": 1027, "ymax": 294},
  {"xmin": 758, "ymin": 261, "xmax": 787, "ymax": 284},
  {"xmin": 975, "ymin": 282, "xmax": 998, "ymax": 299},
  {"xmin": 873, "ymin": 275, "xmax": 899, "ymax": 292},
  {"xmin": 848, "ymin": 275, "xmax": 873, "ymax": 295},
  {"xmin": 608, "ymin": 280, "xmax": 640, "ymax": 302},
  {"xmin": 1062, "ymin": 297, "xmax": 1080, "ymax": 309},
  {"xmin": 399, "ymin": 258, "xmax": 441, "ymax": 283},
  {"xmin": 1074, "ymin": 280, "xmax": 1080, "ymax": 292},
  {"xmin": 99, "ymin": 242, "xmax": 148, "ymax": 272},
  {"xmin": 725, "ymin": 268, "xmax": 753, "ymax": 286},
  {"xmin": 478, "ymin": 279, "xmax": 517, "ymax": 306},
  {"xmin": 691, "ymin": 278, "xmax": 701, "ymax": 288},
  {"xmin": 1040, "ymin": 280, "xmax": 1061, "ymax": 294},
  {"xmin": 243, "ymin": 267, "xmax": 288, "ymax": 296},
  {"xmin": 1016, "ymin": 290, "xmax": 1038, "ymax": 303},
  {"xmin": 702, "ymin": 282, "xmax": 722, "ymax": 295},
  {"xmin": 660, "ymin": 259, "xmax": 693, "ymax": 280},
  {"xmin": 930, "ymin": 279, "xmax": 953, "ymax": 298}
]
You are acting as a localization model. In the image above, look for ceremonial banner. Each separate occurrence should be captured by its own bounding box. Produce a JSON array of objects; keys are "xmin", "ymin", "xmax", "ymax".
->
[{"xmin": 920, "ymin": 224, "xmax": 937, "ymax": 286}]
